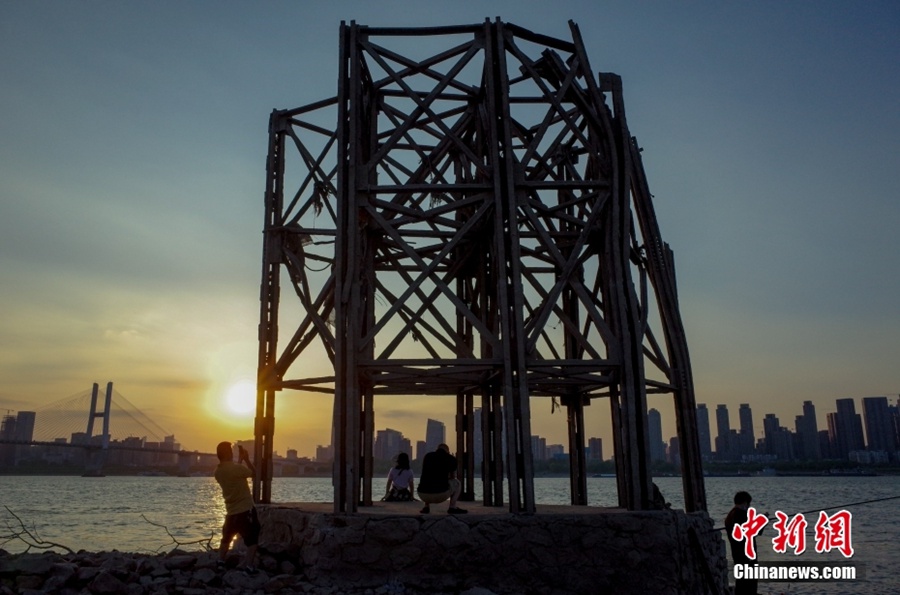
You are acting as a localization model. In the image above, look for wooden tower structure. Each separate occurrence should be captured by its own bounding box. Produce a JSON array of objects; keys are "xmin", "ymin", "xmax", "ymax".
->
[{"xmin": 254, "ymin": 19, "xmax": 706, "ymax": 514}]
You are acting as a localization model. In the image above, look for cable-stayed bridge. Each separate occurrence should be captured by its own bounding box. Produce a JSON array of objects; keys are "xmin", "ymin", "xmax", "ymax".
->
[{"xmin": 0, "ymin": 383, "xmax": 215, "ymax": 475}]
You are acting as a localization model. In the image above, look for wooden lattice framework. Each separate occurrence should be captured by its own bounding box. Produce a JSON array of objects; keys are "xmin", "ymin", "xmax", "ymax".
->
[{"xmin": 254, "ymin": 19, "xmax": 706, "ymax": 513}]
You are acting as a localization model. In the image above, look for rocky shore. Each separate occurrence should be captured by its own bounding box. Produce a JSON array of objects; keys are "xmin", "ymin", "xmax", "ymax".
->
[
  {"xmin": 1, "ymin": 504, "xmax": 726, "ymax": 594},
  {"xmin": 0, "ymin": 547, "xmax": 496, "ymax": 595}
]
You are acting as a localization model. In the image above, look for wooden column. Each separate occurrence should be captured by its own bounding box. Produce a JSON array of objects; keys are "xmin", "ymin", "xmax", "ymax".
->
[
  {"xmin": 254, "ymin": 109, "xmax": 286, "ymax": 504},
  {"xmin": 332, "ymin": 21, "xmax": 364, "ymax": 513}
]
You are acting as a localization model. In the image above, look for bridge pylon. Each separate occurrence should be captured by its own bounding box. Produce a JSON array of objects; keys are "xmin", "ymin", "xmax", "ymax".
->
[{"xmin": 83, "ymin": 382, "xmax": 113, "ymax": 475}]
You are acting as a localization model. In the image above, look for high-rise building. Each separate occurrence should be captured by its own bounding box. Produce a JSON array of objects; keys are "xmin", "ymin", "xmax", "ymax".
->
[
  {"xmin": 862, "ymin": 396, "xmax": 897, "ymax": 455},
  {"xmin": 647, "ymin": 408, "xmax": 666, "ymax": 462},
  {"xmin": 374, "ymin": 428, "xmax": 411, "ymax": 461},
  {"xmin": 424, "ymin": 418, "xmax": 445, "ymax": 455},
  {"xmin": 890, "ymin": 397, "xmax": 900, "ymax": 457},
  {"xmin": 715, "ymin": 404, "xmax": 733, "ymax": 460},
  {"xmin": 546, "ymin": 444, "xmax": 565, "ymax": 459},
  {"xmin": 818, "ymin": 429, "xmax": 834, "ymax": 460},
  {"xmin": 716, "ymin": 404, "xmax": 731, "ymax": 437},
  {"xmin": 795, "ymin": 401, "xmax": 820, "ymax": 460},
  {"xmin": 588, "ymin": 437, "xmax": 603, "ymax": 461},
  {"xmin": 667, "ymin": 436, "xmax": 681, "ymax": 466},
  {"xmin": 473, "ymin": 408, "xmax": 484, "ymax": 471},
  {"xmin": 315, "ymin": 444, "xmax": 334, "ymax": 462},
  {"xmin": 831, "ymin": 398, "xmax": 865, "ymax": 458},
  {"xmin": 762, "ymin": 413, "xmax": 779, "ymax": 454},
  {"xmin": 763, "ymin": 413, "xmax": 794, "ymax": 460},
  {"xmin": 531, "ymin": 435, "xmax": 547, "ymax": 461},
  {"xmin": 738, "ymin": 404, "xmax": 755, "ymax": 457},
  {"xmin": 695, "ymin": 404, "xmax": 712, "ymax": 460},
  {"xmin": 826, "ymin": 412, "xmax": 839, "ymax": 457},
  {"xmin": 14, "ymin": 411, "xmax": 35, "ymax": 442},
  {"xmin": 0, "ymin": 414, "xmax": 16, "ymax": 467}
]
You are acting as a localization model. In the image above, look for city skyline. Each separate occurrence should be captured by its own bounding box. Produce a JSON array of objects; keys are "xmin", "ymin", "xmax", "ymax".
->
[
  {"xmin": 1, "ymin": 4, "xmax": 897, "ymax": 457},
  {"xmin": 4, "ymin": 393, "xmax": 899, "ymax": 465}
]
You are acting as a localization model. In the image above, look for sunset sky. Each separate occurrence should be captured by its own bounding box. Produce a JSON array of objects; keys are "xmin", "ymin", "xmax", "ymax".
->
[{"xmin": 1, "ymin": 2, "xmax": 897, "ymax": 459}]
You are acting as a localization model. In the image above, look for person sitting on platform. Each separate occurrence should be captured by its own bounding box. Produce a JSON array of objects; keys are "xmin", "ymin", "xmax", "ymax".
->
[
  {"xmin": 383, "ymin": 452, "xmax": 416, "ymax": 501},
  {"xmin": 416, "ymin": 443, "xmax": 467, "ymax": 514}
]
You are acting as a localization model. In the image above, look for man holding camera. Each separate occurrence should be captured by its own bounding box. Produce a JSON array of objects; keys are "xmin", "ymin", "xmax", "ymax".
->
[{"xmin": 214, "ymin": 442, "xmax": 261, "ymax": 572}]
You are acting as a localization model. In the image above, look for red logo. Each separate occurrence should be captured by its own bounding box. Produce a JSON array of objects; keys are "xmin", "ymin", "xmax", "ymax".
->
[
  {"xmin": 771, "ymin": 511, "xmax": 808, "ymax": 555},
  {"xmin": 731, "ymin": 507, "xmax": 769, "ymax": 560},
  {"xmin": 814, "ymin": 510, "xmax": 854, "ymax": 558}
]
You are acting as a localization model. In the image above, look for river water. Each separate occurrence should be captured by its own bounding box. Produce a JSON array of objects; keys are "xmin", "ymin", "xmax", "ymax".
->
[{"xmin": 1, "ymin": 475, "xmax": 898, "ymax": 594}]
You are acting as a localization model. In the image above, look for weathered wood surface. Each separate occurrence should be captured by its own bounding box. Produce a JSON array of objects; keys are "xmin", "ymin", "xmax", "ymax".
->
[{"xmin": 255, "ymin": 18, "xmax": 707, "ymax": 515}]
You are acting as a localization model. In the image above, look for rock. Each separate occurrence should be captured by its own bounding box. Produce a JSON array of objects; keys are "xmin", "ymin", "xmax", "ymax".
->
[
  {"xmin": 163, "ymin": 554, "xmax": 197, "ymax": 570},
  {"xmin": 0, "ymin": 506, "xmax": 727, "ymax": 594},
  {"xmin": 11, "ymin": 553, "xmax": 58, "ymax": 575},
  {"xmin": 427, "ymin": 516, "xmax": 470, "ymax": 549},
  {"xmin": 150, "ymin": 565, "xmax": 170, "ymax": 578},
  {"xmin": 260, "ymin": 542, "xmax": 290, "ymax": 556},
  {"xmin": 367, "ymin": 517, "xmax": 419, "ymax": 545},
  {"xmin": 192, "ymin": 566, "xmax": 217, "ymax": 584},
  {"xmin": 222, "ymin": 568, "xmax": 268, "ymax": 590},
  {"xmin": 15, "ymin": 574, "xmax": 44, "ymax": 591},
  {"xmin": 89, "ymin": 570, "xmax": 128, "ymax": 594},
  {"xmin": 77, "ymin": 565, "xmax": 101, "ymax": 581},
  {"xmin": 387, "ymin": 544, "xmax": 422, "ymax": 569},
  {"xmin": 135, "ymin": 556, "xmax": 160, "ymax": 575},
  {"xmin": 264, "ymin": 573, "xmax": 304, "ymax": 592},
  {"xmin": 100, "ymin": 552, "xmax": 134, "ymax": 575},
  {"xmin": 279, "ymin": 560, "xmax": 297, "ymax": 574},
  {"xmin": 42, "ymin": 562, "xmax": 76, "ymax": 590}
]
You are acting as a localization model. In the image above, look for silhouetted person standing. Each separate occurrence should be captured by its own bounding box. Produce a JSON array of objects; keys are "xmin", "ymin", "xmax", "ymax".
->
[
  {"xmin": 215, "ymin": 442, "xmax": 260, "ymax": 572},
  {"xmin": 725, "ymin": 490, "xmax": 758, "ymax": 595}
]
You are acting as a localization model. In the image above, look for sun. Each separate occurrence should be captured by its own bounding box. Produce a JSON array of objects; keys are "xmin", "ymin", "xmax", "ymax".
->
[{"xmin": 224, "ymin": 380, "xmax": 257, "ymax": 416}]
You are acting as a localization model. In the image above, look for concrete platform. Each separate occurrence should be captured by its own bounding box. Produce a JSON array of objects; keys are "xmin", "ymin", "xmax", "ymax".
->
[
  {"xmin": 258, "ymin": 501, "xmax": 728, "ymax": 594},
  {"xmin": 270, "ymin": 500, "xmax": 629, "ymax": 516}
]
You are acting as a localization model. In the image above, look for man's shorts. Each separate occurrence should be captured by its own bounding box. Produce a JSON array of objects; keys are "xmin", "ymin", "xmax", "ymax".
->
[
  {"xmin": 418, "ymin": 478, "xmax": 460, "ymax": 504},
  {"xmin": 222, "ymin": 507, "xmax": 261, "ymax": 547}
]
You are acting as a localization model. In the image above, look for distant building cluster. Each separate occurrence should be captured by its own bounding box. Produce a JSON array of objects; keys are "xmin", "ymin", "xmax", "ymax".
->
[
  {"xmin": 7, "ymin": 394, "xmax": 898, "ymax": 474},
  {"xmin": 317, "ymin": 397, "xmax": 900, "ymax": 468},
  {"xmin": 690, "ymin": 396, "xmax": 900, "ymax": 464},
  {"xmin": 313, "ymin": 409, "xmax": 605, "ymax": 468},
  {"xmin": 530, "ymin": 435, "xmax": 604, "ymax": 462},
  {"xmin": 0, "ymin": 411, "xmax": 35, "ymax": 467},
  {"xmin": 230, "ymin": 439, "xmax": 322, "ymax": 478},
  {"xmin": 0, "ymin": 410, "xmax": 191, "ymax": 470}
]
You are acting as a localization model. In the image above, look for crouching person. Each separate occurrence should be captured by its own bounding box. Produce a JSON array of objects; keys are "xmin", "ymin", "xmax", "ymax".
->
[{"xmin": 417, "ymin": 443, "xmax": 467, "ymax": 514}]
